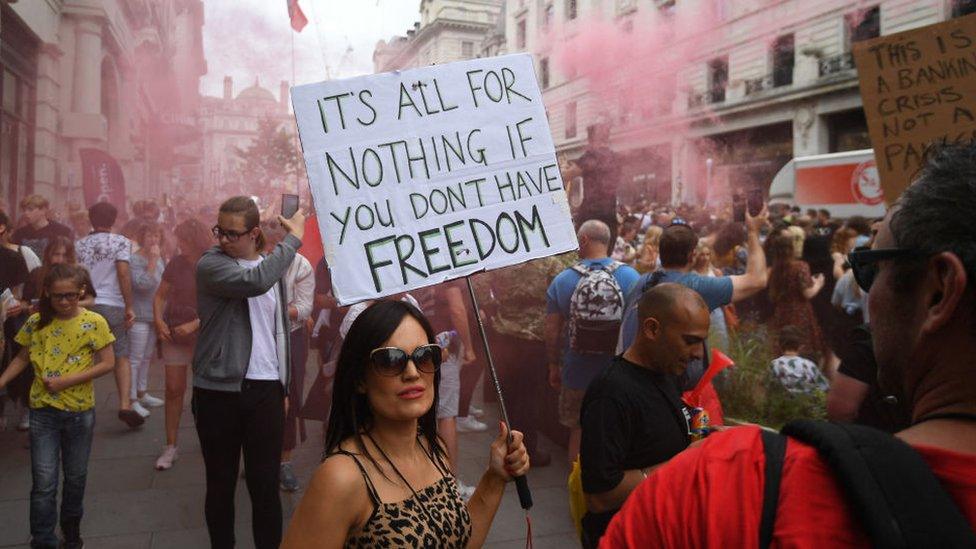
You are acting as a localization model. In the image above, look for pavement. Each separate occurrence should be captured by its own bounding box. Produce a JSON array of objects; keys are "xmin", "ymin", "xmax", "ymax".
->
[{"xmin": 0, "ymin": 356, "xmax": 577, "ymax": 548}]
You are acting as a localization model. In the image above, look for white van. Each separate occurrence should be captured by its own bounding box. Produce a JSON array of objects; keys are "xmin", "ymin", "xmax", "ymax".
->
[{"xmin": 769, "ymin": 149, "xmax": 887, "ymax": 218}]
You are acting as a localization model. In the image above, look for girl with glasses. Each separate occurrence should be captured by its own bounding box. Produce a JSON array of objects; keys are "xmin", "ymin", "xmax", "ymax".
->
[
  {"xmin": 0, "ymin": 263, "xmax": 117, "ymax": 549},
  {"xmin": 283, "ymin": 299, "xmax": 530, "ymax": 548}
]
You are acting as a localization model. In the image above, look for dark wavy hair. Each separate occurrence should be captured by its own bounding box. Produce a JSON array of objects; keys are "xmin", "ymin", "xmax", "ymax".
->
[
  {"xmin": 173, "ymin": 218, "xmax": 213, "ymax": 260},
  {"xmin": 218, "ymin": 196, "xmax": 265, "ymax": 250},
  {"xmin": 768, "ymin": 234, "xmax": 800, "ymax": 303},
  {"xmin": 324, "ymin": 300, "xmax": 445, "ymax": 475},
  {"xmin": 37, "ymin": 263, "xmax": 88, "ymax": 330}
]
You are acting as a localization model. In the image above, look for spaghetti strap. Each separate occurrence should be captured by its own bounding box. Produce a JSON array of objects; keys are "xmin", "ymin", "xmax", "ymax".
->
[
  {"xmin": 330, "ymin": 451, "xmax": 381, "ymax": 505},
  {"xmin": 418, "ymin": 437, "xmax": 451, "ymax": 479}
]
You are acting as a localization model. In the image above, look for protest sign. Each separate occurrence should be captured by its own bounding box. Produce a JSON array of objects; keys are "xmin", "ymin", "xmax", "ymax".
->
[
  {"xmin": 291, "ymin": 54, "xmax": 578, "ymax": 305},
  {"xmin": 853, "ymin": 13, "xmax": 976, "ymax": 203}
]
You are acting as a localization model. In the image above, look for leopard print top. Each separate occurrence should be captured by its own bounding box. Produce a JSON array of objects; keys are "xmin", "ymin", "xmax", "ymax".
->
[{"xmin": 337, "ymin": 449, "xmax": 473, "ymax": 548}]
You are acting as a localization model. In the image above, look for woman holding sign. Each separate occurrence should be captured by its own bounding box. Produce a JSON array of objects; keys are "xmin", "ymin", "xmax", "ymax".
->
[{"xmin": 282, "ymin": 299, "xmax": 530, "ymax": 548}]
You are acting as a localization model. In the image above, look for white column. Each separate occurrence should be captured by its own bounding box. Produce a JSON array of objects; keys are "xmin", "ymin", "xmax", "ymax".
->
[{"xmin": 72, "ymin": 17, "xmax": 102, "ymax": 115}]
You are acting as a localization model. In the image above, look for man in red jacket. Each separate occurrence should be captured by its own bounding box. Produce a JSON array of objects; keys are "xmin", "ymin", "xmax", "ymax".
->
[{"xmin": 602, "ymin": 143, "xmax": 976, "ymax": 547}]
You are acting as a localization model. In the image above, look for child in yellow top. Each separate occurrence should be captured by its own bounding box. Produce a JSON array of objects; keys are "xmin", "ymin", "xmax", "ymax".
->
[{"xmin": 0, "ymin": 263, "xmax": 116, "ymax": 549}]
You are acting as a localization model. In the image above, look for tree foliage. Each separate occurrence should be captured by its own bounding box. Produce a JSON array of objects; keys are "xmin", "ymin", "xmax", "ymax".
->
[{"xmin": 233, "ymin": 117, "xmax": 302, "ymax": 193}]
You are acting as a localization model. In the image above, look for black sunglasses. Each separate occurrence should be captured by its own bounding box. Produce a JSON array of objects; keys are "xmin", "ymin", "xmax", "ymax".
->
[
  {"xmin": 847, "ymin": 248, "xmax": 922, "ymax": 292},
  {"xmin": 369, "ymin": 344, "xmax": 442, "ymax": 377}
]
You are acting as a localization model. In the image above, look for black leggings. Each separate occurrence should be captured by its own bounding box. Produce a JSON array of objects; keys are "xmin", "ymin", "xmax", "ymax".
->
[{"xmin": 193, "ymin": 381, "xmax": 284, "ymax": 549}]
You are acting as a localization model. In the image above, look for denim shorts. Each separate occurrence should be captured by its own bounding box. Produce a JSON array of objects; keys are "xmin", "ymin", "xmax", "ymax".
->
[{"xmin": 91, "ymin": 305, "xmax": 129, "ymax": 357}]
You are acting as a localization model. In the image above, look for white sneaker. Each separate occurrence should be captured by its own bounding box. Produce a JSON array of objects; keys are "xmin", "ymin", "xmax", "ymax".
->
[
  {"xmin": 458, "ymin": 481, "xmax": 476, "ymax": 501},
  {"xmin": 468, "ymin": 405, "xmax": 485, "ymax": 419},
  {"xmin": 132, "ymin": 401, "xmax": 151, "ymax": 418},
  {"xmin": 155, "ymin": 446, "xmax": 178, "ymax": 470},
  {"xmin": 456, "ymin": 416, "xmax": 488, "ymax": 433},
  {"xmin": 140, "ymin": 394, "xmax": 165, "ymax": 408}
]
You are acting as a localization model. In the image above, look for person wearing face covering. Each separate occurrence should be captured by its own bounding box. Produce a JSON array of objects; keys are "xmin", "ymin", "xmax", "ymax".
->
[{"xmin": 579, "ymin": 283, "xmax": 711, "ymax": 547}]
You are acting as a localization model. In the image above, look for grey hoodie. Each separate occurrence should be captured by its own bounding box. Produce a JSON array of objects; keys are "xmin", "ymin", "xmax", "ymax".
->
[{"xmin": 192, "ymin": 234, "xmax": 300, "ymax": 392}]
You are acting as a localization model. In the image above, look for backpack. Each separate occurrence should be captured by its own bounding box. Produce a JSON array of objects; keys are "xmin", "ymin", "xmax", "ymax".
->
[
  {"xmin": 568, "ymin": 261, "xmax": 626, "ymax": 355},
  {"xmin": 759, "ymin": 420, "xmax": 976, "ymax": 548}
]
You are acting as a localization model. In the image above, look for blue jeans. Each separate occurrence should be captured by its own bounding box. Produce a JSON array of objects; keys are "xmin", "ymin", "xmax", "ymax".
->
[{"xmin": 29, "ymin": 407, "xmax": 95, "ymax": 549}]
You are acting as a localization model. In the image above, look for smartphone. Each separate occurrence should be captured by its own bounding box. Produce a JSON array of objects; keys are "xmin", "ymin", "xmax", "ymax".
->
[
  {"xmin": 747, "ymin": 188, "xmax": 764, "ymax": 217},
  {"xmin": 732, "ymin": 191, "xmax": 746, "ymax": 223},
  {"xmin": 281, "ymin": 193, "xmax": 300, "ymax": 218}
]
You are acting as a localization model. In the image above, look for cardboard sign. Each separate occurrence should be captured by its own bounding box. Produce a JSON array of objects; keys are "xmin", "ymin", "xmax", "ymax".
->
[
  {"xmin": 291, "ymin": 54, "xmax": 578, "ymax": 305},
  {"xmin": 853, "ymin": 14, "xmax": 976, "ymax": 204}
]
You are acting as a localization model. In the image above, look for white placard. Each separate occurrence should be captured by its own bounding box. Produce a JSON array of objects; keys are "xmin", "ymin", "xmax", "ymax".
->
[{"xmin": 292, "ymin": 53, "xmax": 578, "ymax": 305}]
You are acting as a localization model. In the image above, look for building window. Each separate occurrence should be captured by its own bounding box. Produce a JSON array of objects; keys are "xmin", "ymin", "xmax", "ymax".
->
[
  {"xmin": 771, "ymin": 34, "xmax": 794, "ymax": 87},
  {"xmin": 952, "ymin": 0, "xmax": 976, "ymax": 18},
  {"xmin": 461, "ymin": 41, "xmax": 474, "ymax": 58},
  {"xmin": 846, "ymin": 6, "xmax": 880, "ymax": 45},
  {"xmin": 517, "ymin": 18, "xmax": 527, "ymax": 49},
  {"xmin": 1, "ymin": 6, "xmax": 38, "ymax": 215},
  {"xmin": 540, "ymin": 58, "xmax": 550, "ymax": 89},
  {"xmin": 565, "ymin": 101, "xmax": 577, "ymax": 138},
  {"xmin": 567, "ymin": 0, "xmax": 578, "ymax": 20},
  {"xmin": 708, "ymin": 56, "xmax": 728, "ymax": 103}
]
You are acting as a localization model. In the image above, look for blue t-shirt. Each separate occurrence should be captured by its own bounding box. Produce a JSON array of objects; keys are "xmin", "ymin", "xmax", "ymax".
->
[
  {"xmin": 546, "ymin": 259, "xmax": 640, "ymax": 390},
  {"xmin": 616, "ymin": 270, "xmax": 734, "ymax": 353}
]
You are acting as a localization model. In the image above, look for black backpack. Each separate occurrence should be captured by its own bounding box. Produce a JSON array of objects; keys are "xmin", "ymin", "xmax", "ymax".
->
[{"xmin": 759, "ymin": 420, "xmax": 976, "ymax": 548}]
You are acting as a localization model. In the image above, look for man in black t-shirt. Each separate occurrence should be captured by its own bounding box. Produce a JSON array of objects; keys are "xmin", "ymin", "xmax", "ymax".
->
[
  {"xmin": 579, "ymin": 283, "xmax": 710, "ymax": 547},
  {"xmin": 11, "ymin": 194, "xmax": 73, "ymax": 258}
]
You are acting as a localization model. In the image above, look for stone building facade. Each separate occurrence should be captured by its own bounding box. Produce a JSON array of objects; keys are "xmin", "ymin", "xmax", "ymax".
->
[
  {"xmin": 2, "ymin": 0, "xmax": 205, "ymax": 218},
  {"xmin": 197, "ymin": 76, "xmax": 293, "ymax": 197},
  {"xmin": 373, "ymin": 0, "xmax": 504, "ymax": 72},
  {"xmin": 495, "ymin": 0, "xmax": 976, "ymax": 205}
]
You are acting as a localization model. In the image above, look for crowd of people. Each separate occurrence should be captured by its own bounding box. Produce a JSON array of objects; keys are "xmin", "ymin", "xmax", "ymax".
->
[{"xmin": 0, "ymin": 141, "xmax": 974, "ymax": 548}]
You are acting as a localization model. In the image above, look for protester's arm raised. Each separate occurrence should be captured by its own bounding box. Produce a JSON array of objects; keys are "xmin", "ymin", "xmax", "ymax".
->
[
  {"xmin": 197, "ymin": 211, "xmax": 305, "ymax": 299},
  {"xmin": 730, "ymin": 205, "xmax": 769, "ymax": 302},
  {"xmin": 467, "ymin": 422, "xmax": 530, "ymax": 549},
  {"xmin": 281, "ymin": 454, "xmax": 371, "ymax": 549}
]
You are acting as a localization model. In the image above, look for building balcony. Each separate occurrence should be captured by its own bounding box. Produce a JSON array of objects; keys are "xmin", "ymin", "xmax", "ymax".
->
[
  {"xmin": 688, "ymin": 88, "xmax": 726, "ymax": 109},
  {"xmin": 744, "ymin": 75, "xmax": 773, "ymax": 96},
  {"xmin": 818, "ymin": 52, "xmax": 855, "ymax": 78}
]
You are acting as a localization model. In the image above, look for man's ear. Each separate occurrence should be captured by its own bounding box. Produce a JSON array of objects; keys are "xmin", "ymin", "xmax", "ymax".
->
[
  {"xmin": 641, "ymin": 317, "xmax": 661, "ymax": 340},
  {"xmin": 920, "ymin": 252, "xmax": 968, "ymax": 335}
]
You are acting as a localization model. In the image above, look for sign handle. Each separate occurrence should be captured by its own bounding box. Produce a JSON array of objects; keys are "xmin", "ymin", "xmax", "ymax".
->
[{"xmin": 465, "ymin": 275, "xmax": 533, "ymax": 511}]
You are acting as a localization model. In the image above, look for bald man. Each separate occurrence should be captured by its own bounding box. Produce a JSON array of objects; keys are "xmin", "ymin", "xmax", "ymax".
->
[{"xmin": 578, "ymin": 283, "xmax": 709, "ymax": 547}]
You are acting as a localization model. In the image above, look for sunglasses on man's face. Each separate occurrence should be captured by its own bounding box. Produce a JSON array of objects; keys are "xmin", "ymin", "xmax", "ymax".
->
[
  {"xmin": 368, "ymin": 344, "xmax": 442, "ymax": 377},
  {"xmin": 847, "ymin": 248, "xmax": 922, "ymax": 292}
]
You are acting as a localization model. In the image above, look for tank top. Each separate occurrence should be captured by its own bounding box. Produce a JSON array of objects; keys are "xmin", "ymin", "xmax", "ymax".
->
[{"xmin": 333, "ymin": 439, "xmax": 473, "ymax": 548}]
